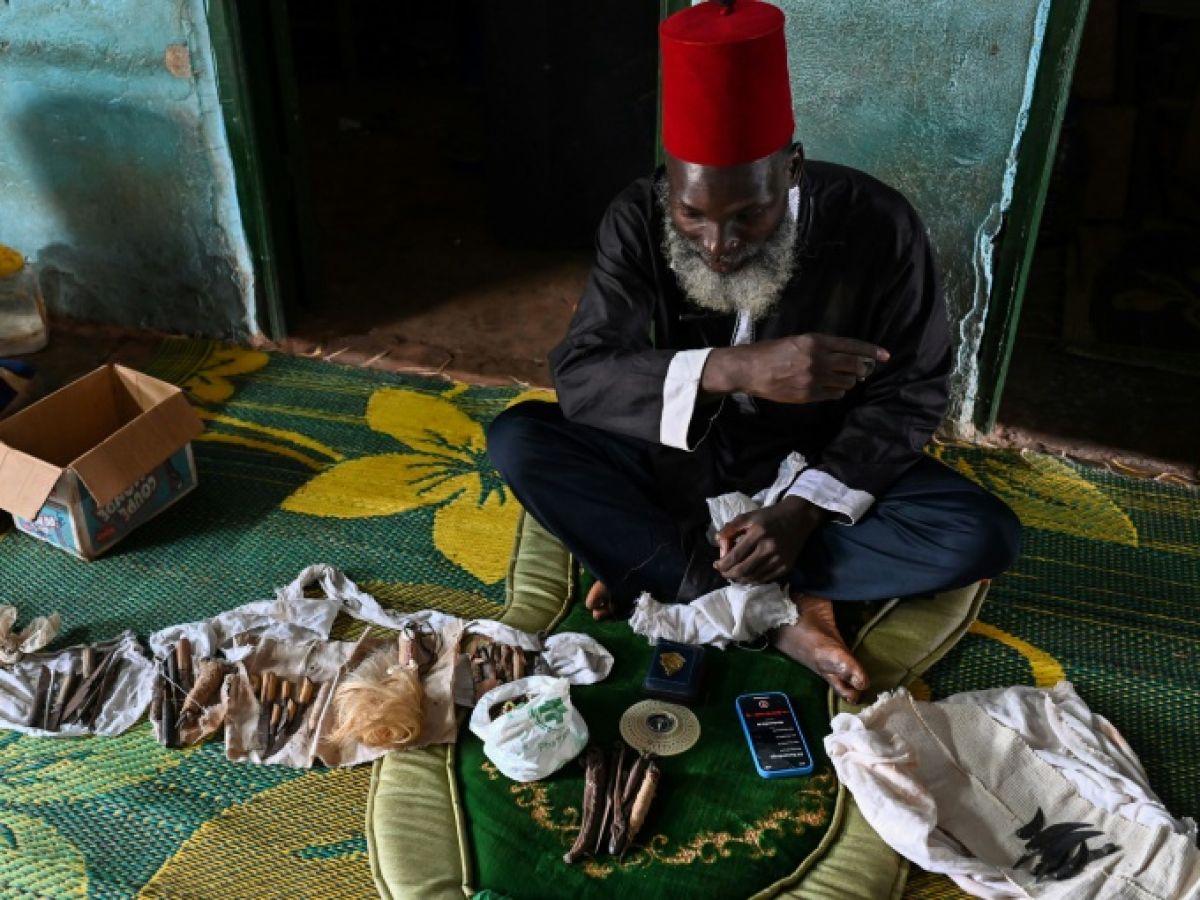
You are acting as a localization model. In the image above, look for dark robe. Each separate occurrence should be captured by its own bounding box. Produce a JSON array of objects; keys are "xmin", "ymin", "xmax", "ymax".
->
[{"xmin": 548, "ymin": 160, "xmax": 951, "ymax": 525}]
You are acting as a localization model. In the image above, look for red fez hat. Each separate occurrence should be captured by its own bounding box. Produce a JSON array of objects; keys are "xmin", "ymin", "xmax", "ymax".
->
[{"xmin": 660, "ymin": 0, "xmax": 794, "ymax": 167}]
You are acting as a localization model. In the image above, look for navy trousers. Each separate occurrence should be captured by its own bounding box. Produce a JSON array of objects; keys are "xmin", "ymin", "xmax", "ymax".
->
[{"xmin": 487, "ymin": 402, "xmax": 1021, "ymax": 610}]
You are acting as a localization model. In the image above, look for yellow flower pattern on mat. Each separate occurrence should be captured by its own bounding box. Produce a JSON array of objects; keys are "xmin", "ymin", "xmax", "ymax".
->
[
  {"xmin": 931, "ymin": 447, "xmax": 1138, "ymax": 547},
  {"xmin": 138, "ymin": 769, "xmax": 373, "ymax": 899},
  {"xmin": 194, "ymin": 409, "xmax": 345, "ymax": 471},
  {"xmin": 0, "ymin": 725, "xmax": 187, "ymax": 806},
  {"xmin": 909, "ymin": 622, "xmax": 1065, "ymax": 702},
  {"xmin": 0, "ymin": 811, "xmax": 88, "ymax": 897},
  {"xmin": 181, "ymin": 346, "xmax": 270, "ymax": 404},
  {"xmin": 282, "ymin": 388, "xmax": 521, "ymax": 584},
  {"xmin": 506, "ymin": 388, "xmax": 556, "ymax": 409},
  {"xmin": 968, "ymin": 620, "xmax": 1066, "ymax": 688}
]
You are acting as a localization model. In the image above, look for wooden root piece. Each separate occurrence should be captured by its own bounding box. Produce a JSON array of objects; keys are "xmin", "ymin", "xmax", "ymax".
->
[
  {"xmin": 175, "ymin": 639, "xmax": 193, "ymax": 695},
  {"xmin": 85, "ymin": 659, "xmax": 123, "ymax": 729},
  {"xmin": 60, "ymin": 650, "xmax": 114, "ymax": 725},
  {"xmin": 464, "ymin": 638, "xmax": 534, "ymax": 702},
  {"xmin": 256, "ymin": 671, "xmax": 278, "ymax": 754},
  {"xmin": 563, "ymin": 746, "xmax": 609, "ymax": 864},
  {"xmin": 27, "ymin": 666, "xmax": 50, "ymax": 728},
  {"xmin": 297, "ymin": 676, "xmax": 316, "ymax": 706},
  {"xmin": 606, "ymin": 743, "xmax": 630, "ymax": 856},
  {"xmin": 594, "ymin": 782, "xmax": 614, "ymax": 856},
  {"xmin": 259, "ymin": 675, "xmax": 321, "ymax": 757},
  {"xmin": 511, "ymin": 647, "xmax": 526, "ymax": 681},
  {"xmin": 149, "ymin": 668, "xmax": 163, "ymax": 725},
  {"xmin": 41, "ymin": 670, "xmax": 57, "ymax": 730},
  {"xmin": 178, "ymin": 658, "xmax": 225, "ymax": 727},
  {"xmin": 622, "ymin": 753, "xmax": 650, "ymax": 806},
  {"xmin": 624, "ymin": 759, "xmax": 661, "ymax": 849},
  {"xmin": 160, "ymin": 660, "xmax": 179, "ymax": 748},
  {"xmin": 45, "ymin": 668, "xmax": 77, "ymax": 732}
]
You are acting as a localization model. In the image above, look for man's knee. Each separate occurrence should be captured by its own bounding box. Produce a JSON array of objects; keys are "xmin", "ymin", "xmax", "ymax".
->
[
  {"xmin": 952, "ymin": 490, "xmax": 1023, "ymax": 582},
  {"xmin": 485, "ymin": 401, "xmax": 561, "ymax": 482}
]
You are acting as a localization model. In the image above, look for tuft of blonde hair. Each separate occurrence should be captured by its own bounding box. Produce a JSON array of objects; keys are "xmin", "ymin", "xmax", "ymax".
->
[{"xmin": 330, "ymin": 650, "xmax": 425, "ymax": 749}]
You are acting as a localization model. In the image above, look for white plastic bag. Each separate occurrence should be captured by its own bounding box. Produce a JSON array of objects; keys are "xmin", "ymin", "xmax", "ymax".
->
[{"xmin": 469, "ymin": 675, "xmax": 588, "ymax": 782}]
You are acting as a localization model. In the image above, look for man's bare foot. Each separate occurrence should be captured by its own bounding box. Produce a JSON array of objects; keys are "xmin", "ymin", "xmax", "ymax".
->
[
  {"xmin": 585, "ymin": 580, "xmax": 613, "ymax": 621},
  {"xmin": 773, "ymin": 592, "xmax": 869, "ymax": 703}
]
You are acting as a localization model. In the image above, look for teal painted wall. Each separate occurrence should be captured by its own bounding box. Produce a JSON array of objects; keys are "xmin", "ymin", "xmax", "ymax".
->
[
  {"xmin": 773, "ymin": 0, "xmax": 1049, "ymax": 428},
  {"xmin": 0, "ymin": 0, "xmax": 256, "ymax": 338}
]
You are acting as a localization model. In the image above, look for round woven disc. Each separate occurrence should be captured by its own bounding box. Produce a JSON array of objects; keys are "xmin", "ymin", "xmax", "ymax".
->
[{"xmin": 619, "ymin": 700, "xmax": 701, "ymax": 756}]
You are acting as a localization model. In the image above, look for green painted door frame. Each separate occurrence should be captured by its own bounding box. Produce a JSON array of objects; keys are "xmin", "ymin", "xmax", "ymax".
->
[
  {"xmin": 974, "ymin": 0, "xmax": 1091, "ymax": 431},
  {"xmin": 205, "ymin": 0, "xmax": 317, "ymax": 340},
  {"xmin": 659, "ymin": 0, "xmax": 1089, "ymax": 433}
]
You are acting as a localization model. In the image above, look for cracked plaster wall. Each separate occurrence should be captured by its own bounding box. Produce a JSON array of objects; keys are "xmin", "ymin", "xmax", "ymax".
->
[
  {"xmin": 0, "ymin": 0, "xmax": 257, "ymax": 339},
  {"xmin": 774, "ymin": 0, "xmax": 1049, "ymax": 428}
]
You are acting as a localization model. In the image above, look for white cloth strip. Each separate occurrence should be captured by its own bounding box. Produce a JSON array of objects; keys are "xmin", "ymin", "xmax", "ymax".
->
[
  {"xmin": 660, "ymin": 347, "xmax": 714, "ymax": 450},
  {"xmin": 787, "ymin": 467, "xmax": 874, "ymax": 524}
]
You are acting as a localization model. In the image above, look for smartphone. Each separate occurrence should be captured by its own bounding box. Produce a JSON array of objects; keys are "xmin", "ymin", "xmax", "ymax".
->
[{"xmin": 735, "ymin": 692, "xmax": 814, "ymax": 778}]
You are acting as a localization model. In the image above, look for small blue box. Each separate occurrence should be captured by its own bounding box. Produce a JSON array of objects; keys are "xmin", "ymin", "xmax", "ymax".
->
[{"xmin": 642, "ymin": 639, "xmax": 707, "ymax": 705}]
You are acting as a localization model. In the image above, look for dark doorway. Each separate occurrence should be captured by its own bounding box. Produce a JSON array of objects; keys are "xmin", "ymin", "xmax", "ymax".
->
[
  {"xmin": 996, "ymin": 0, "xmax": 1200, "ymax": 477},
  {"xmin": 279, "ymin": 1, "xmax": 658, "ymax": 384}
]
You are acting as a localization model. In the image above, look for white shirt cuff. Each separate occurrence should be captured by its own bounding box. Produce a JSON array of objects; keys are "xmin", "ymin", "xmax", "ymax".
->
[
  {"xmin": 786, "ymin": 468, "xmax": 874, "ymax": 525},
  {"xmin": 660, "ymin": 348, "xmax": 714, "ymax": 450}
]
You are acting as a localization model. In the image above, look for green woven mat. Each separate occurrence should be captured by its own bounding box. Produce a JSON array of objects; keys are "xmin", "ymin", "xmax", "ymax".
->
[
  {"xmin": 0, "ymin": 339, "xmax": 546, "ymax": 899},
  {"xmin": 459, "ymin": 602, "xmax": 839, "ymax": 899},
  {"xmin": 1, "ymin": 338, "xmax": 1197, "ymax": 899}
]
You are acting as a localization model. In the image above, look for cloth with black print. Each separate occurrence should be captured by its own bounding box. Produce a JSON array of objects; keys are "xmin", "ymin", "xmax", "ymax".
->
[{"xmin": 825, "ymin": 682, "xmax": 1200, "ymax": 898}]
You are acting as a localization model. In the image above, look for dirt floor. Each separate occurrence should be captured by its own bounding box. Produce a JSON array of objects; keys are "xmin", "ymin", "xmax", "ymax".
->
[
  {"xmin": 985, "ymin": 241, "xmax": 1199, "ymax": 484},
  {"xmin": 23, "ymin": 297, "xmax": 1198, "ymax": 488}
]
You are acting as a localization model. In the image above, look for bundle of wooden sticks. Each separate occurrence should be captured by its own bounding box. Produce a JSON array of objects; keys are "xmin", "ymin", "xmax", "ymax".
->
[
  {"xmin": 466, "ymin": 638, "xmax": 537, "ymax": 702},
  {"xmin": 25, "ymin": 645, "xmax": 124, "ymax": 732},
  {"xmin": 251, "ymin": 671, "xmax": 319, "ymax": 758},
  {"xmin": 154, "ymin": 638, "xmax": 227, "ymax": 748},
  {"xmin": 563, "ymin": 741, "xmax": 661, "ymax": 864}
]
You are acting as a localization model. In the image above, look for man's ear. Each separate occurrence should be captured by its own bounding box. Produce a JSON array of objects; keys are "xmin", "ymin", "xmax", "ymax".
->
[{"xmin": 787, "ymin": 142, "xmax": 805, "ymax": 188}]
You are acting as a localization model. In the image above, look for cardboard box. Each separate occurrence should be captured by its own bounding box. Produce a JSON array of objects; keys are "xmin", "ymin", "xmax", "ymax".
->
[{"xmin": 0, "ymin": 364, "xmax": 203, "ymax": 560}]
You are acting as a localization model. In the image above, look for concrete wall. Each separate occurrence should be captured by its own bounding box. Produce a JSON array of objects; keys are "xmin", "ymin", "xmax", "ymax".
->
[
  {"xmin": 0, "ymin": 0, "xmax": 257, "ymax": 338},
  {"xmin": 774, "ymin": 0, "xmax": 1049, "ymax": 427}
]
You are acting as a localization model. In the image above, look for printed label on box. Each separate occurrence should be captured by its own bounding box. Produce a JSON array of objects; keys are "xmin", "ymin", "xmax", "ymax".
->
[
  {"xmin": 78, "ymin": 448, "xmax": 197, "ymax": 555},
  {"xmin": 14, "ymin": 499, "xmax": 80, "ymax": 556}
]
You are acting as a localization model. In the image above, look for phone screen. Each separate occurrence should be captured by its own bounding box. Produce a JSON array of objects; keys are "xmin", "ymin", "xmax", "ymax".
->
[{"xmin": 737, "ymin": 693, "xmax": 811, "ymax": 773}]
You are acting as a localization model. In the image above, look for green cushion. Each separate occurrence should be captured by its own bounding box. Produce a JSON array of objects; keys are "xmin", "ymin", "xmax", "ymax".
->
[
  {"xmin": 368, "ymin": 744, "xmax": 471, "ymax": 900},
  {"xmin": 499, "ymin": 509, "xmax": 578, "ymax": 634},
  {"xmin": 367, "ymin": 512, "xmax": 987, "ymax": 899}
]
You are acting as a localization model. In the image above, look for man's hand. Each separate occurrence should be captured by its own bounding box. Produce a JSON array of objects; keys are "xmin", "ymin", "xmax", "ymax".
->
[
  {"xmin": 702, "ymin": 334, "xmax": 889, "ymax": 404},
  {"xmin": 713, "ymin": 496, "xmax": 827, "ymax": 584}
]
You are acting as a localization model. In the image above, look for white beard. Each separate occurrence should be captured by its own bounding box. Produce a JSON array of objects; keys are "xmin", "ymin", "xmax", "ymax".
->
[{"xmin": 657, "ymin": 177, "xmax": 798, "ymax": 320}]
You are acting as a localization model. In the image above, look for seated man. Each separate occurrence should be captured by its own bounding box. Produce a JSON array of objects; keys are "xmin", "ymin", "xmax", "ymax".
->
[{"xmin": 488, "ymin": 0, "xmax": 1020, "ymax": 703}]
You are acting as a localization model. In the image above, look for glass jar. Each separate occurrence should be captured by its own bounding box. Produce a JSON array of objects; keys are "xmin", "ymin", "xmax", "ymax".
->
[{"xmin": 0, "ymin": 244, "xmax": 48, "ymax": 356}]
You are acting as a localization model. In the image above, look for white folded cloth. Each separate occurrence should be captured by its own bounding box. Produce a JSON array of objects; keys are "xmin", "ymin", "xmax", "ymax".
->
[
  {"xmin": 826, "ymin": 683, "xmax": 1200, "ymax": 898},
  {"xmin": 629, "ymin": 453, "xmax": 806, "ymax": 647}
]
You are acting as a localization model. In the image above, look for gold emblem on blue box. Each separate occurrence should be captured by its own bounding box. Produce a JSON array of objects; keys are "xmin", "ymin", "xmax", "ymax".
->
[
  {"xmin": 643, "ymin": 639, "xmax": 707, "ymax": 705},
  {"xmin": 659, "ymin": 651, "xmax": 686, "ymax": 677}
]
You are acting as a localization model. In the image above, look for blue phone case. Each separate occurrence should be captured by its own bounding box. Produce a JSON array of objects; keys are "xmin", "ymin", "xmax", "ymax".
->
[{"xmin": 735, "ymin": 692, "xmax": 815, "ymax": 778}]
